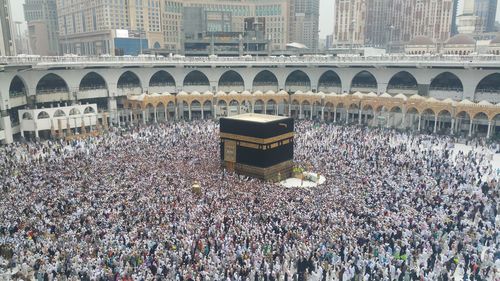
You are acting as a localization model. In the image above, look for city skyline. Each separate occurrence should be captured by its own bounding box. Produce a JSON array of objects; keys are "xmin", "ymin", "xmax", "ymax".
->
[{"xmin": 8, "ymin": 0, "xmax": 500, "ymax": 39}]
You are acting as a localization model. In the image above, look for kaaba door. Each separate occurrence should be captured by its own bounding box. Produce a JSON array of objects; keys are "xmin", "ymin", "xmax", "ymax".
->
[
  {"xmin": 226, "ymin": 161, "xmax": 235, "ymax": 172},
  {"xmin": 224, "ymin": 140, "xmax": 237, "ymax": 172}
]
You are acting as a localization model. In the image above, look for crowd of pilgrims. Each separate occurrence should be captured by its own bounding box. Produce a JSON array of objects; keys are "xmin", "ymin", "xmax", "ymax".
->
[{"xmin": 0, "ymin": 120, "xmax": 499, "ymax": 281}]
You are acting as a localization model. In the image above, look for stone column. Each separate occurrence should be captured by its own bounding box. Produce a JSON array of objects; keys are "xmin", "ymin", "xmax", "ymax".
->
[
  {"xmin": 299, "ymin": 104, "xmax": 303, "ymax": 119},
  {"xmin": 418, "ymin": 115, "xmax": 422, "ymax": 131},
  {"xmin": 358, "ymin": 109, "xmax": 362, "ymax": 125},
  {"xmin": 321, "ymin": 107, "xmax": 325, "ymax": 121},
  {"xmin": 334, "ymin": 107, "xmax": 337, "ymax": 123},
  {"xmin": 154, "ymin": 107, "xmax": 157, "ymax": 123},
  {"xmin": 433, "ymin": 115, "xmax": 438, "ymax": 133},
  {"xmin": 346, "ymin": 110, "xmax": 349, "ymax": 124},
  {"xmin": 417, "ymin": 84, "xmax": 430, "ymax": 97},
  {"xmin": 188, "ymin": 105, "xmax": 192, "ymax": 120},
  {"xmin": 450, "ymin": 118, "xmax": 455, "ymax": 135},
  {"xmin": 108, "ymin": 97, "xmax": 118, "ymax": 126},
  {"xmin": 142, "ymin": 110, "xmax": 146, "ymax": 124},
  {"xmin": 0, "ymin": 110, "xmax": 13, "ymax": 144},
  {"xmin": 400, "ymin": 111, "xmax": 406, "ymax": 129},
  {"xmin": 468, "ymin": 121, "xmax": 473, "ymax": 137},
  {"xmin": 487, "ymin": 121, "xmax": 492, "ymax": 138}
]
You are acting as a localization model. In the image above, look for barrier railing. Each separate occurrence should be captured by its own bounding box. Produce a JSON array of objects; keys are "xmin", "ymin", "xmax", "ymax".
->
[{"xmin": 2, "ymin": 54, "xmax": 500, "ymax": 65}]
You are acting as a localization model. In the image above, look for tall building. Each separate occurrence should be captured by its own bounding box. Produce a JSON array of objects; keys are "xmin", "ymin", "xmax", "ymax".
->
[
  {"xmin": 13, "ymin": 22, "xmax": 31, "ymax": 55},
  {"xmin": 0, "ymin": 0, "xmax": 15, "ymax": 56},
  {"xmin": 288, "ymin": 0, "xmax": 320, "ymax": 50},
  {"xmin": 457, "ymin": 0, "xmax": 482, "ymax": 34},
  {"xmin": 473, "ymin": 0, "xmax": 497, "ymax": 33},
  {"xmin": 334, "ymin": 0, "xmax": 456, "ymax": 50},
  {"xmin": 364, "ymin": 0, "xmax": 391, "ymax": 47},
  {"xmin": 24, "ymin": 0, "xmax": 60, "ymax": 56},
  {"xmin": 451, "ymin": 0, "xmax": 460, "ymax": 35},
  {"xmin": 163, "ymin": 0, "xmax": 290, "ymax": 52},
  {"xmin": 56, "ymin": 0, "xmax": 163, "ymax": 55},
  {"xmin": 457, "ymin": 0, "xmax": 498, "ymax": 34},
  {"xmin": 333, "ymin": 0, "xmax": 365, "ymax": 47}
]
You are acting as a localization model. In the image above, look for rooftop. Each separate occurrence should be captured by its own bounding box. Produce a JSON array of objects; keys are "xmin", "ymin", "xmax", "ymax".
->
[{"xmin": 224, "ymin": 113, "xmax": 288, "ymax": 123}]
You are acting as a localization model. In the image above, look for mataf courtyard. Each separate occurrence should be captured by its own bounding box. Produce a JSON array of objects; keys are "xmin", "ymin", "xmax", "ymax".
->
[{"xmin": 0, "ymin": 120, "xmax": 498, "ymax": 280}]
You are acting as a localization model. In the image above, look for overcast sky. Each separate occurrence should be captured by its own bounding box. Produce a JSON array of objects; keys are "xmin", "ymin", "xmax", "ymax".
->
[{"xmin": 8, "ymin": 0, "xmax": 500, "ymax": 38}]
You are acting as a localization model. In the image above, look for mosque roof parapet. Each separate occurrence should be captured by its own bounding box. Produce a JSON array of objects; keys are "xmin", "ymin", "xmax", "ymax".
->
[
  {"xmin": 215, "ymin": 91, "xmax": 227, "ymax": 97},
  {"xmin": 407, "ymin": 36, "xmax": 435, "ymax": 45},
  {"xmin": 393, "ymin": 94, "xmax": 408, "ymax": 101},
  {"xmin": 122, "ymin": 91, "xmax": 500, "ymax": 120},
  {"xmin": 446, "ymin": 34, "xmax": 476, "ymax": 45}
]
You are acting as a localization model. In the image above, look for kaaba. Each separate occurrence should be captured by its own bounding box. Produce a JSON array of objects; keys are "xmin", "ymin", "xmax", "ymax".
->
[{"xmin": 220, "ymin": 113, "xmax": 294, "ymax": 181}]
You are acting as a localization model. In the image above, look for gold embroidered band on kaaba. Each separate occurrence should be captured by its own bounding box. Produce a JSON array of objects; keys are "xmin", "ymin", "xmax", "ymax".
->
[{"xmin": 219, "ymin": 132, "xmax": 294, "ymax": 145}]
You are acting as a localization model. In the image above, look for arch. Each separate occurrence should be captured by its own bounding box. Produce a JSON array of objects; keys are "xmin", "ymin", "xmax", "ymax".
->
[
  {"xmin": 472, "ymin": 112, "xmax": 489, "ymax": 136},
  {"xmin": 475, "ymin": 73, "xmax": 500, "ymax": 94},
  {"xmin": 254, "ymin": 99, "xmax": 265, "ymax": 113},
  {"xmin": 22, "ymin": 112, "xmax": 33, "ymax": 120},
  {"xmin": 37, "ymin": 111, "xmax": 50, "ymax": 119},
  {"xmin": 167, "ymin": 101, "xmax": 176, "ymax": 119},
  {"xmin": 156, "ymin": 102, "xmax": 166, "ymax": 121},
  {"xmin": 351, "ymin": 71, "xmax": 377, "ymax": 91},
  {"xmin": 228, "ymin": 100, "xmax": 239, "ymax": 116},
  {"xmin": 318, "ymin": 70, "xmax": 342, "ymax": 90},
  {"xmin": 290, "ymin": 100, "xmax": 300, "ymax": 118},
  {"xmin": 389, "ymin": 106, "xmax": 403, "ymax": 113},
  {"xmin": 302, "ymin": 100, "xmax": 312, "ymax": 119},
  {"xmin": 79, "ymin": 72, "xmax": 108, "ymax": 91},
  {"xmin": 183, "ymin": 70, "xmax": 210, "ymax": 86},
  {"xmin": 53, "ymin": 109, "xmax": 66, "ymax": 117},
  {"xmin": 430, "ymin": 72, "xmax": 463, "ymax": 92},
  {"xmin": 191, "ymin": 100, "xmax": 202, "ymax": 119},
  {"xmin": 387, "ymin": 71, "xmax": 418, "ymax": 94},
  {"xmin": 117, "ymin": 71, "xmax": 142, "ymax": 89},
  {"xmin": 84, "ymin": 106, "xmax": 96, "ymax": 114},
  {"xmin": 253, "ymin": 70, "xmax": 279, "ymax": 91},
  {"xmin": 69, "ymin": 108, "xmax": 81, "ymax": 116},
  {"xmin": 266, "ymin": 99, "xmax": 277, "ymax": 115},
  {"xmin": 36, "ymin": 73, "xmax": 69, "ymax": 94},
  {"xmin": 421, "ymin": 108, "xmax": 435, "ymax": 116},
  {"xmin": 285, "ymin": 70, "xmax": 311, "ymax": 91},
  {"xmin": 218, "ymin": 70, "xmax": 244, "ymax": 88},
  {"xmin": 420, "ymin": 108, "xmax": 437, "ymax": 132},
  {"xmin": 9, "ymin": 76, "xmax": 27, "ymax": 97},
  {"xmin": 217, "ymin": 99, "xmax": 228, "ymax": 117},
  {"xmin": 202, "ymin": 100, "xmax": 213, "ymax": 119},
  {"xmin": 149, "ymin": 70, "xmax": 176, "ymax": 87},
  {"xmin": 473, "ymin": 112, "xmax": 489, "ymax": 120}
]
